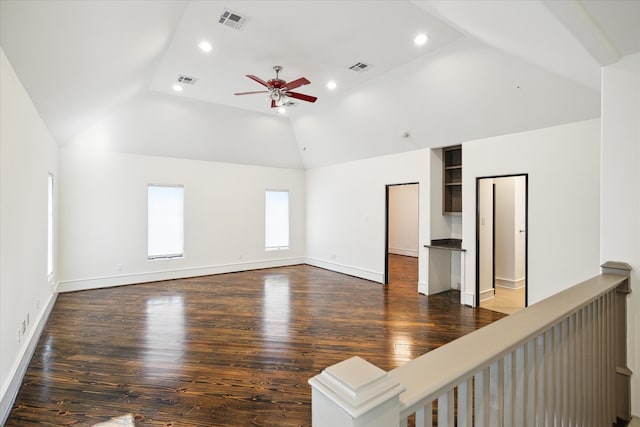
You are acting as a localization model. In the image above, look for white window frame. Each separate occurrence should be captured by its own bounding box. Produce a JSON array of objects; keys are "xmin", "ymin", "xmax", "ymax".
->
[
  {"xmin": 265, "ymin": 189, "xmax": 290, "ymax": 251},
  {"xmin": 147, "ymin": 184, "xmax": 185, "ymax": 260}
]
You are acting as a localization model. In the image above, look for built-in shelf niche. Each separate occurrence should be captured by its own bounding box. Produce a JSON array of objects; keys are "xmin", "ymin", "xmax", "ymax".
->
[{"xmin": 443, "ymin": 145, "xmax": 462, "ymax": 214}]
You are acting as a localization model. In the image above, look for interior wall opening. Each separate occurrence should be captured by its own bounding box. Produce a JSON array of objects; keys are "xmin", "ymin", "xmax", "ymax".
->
[
  {"xmin": 476, "ymin": 175, "xmax": 528, "ymax": 314},
  {"xmin": 385, "ymin": 183, "xmax": 419, "ymax": 285}
]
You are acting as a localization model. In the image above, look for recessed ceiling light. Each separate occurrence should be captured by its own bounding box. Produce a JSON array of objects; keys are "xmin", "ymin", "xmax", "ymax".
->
[
  {"xmin": 172, "ymin": 84, "xmax": 183, "ymax": 92},
  {"xmin": 414, "ymin": 33, "xmax": 428, "ymax": 46},
  {"xmin": 198, "ymin": 41, "xmax": 212, "ymax": 52},
  {"xmin": 277, "ymin": 107, "xmax": 287, "ymax": 114},
  {"xmin": 326, "ymin": 80, "xmax": 337, "ymax": 90}
]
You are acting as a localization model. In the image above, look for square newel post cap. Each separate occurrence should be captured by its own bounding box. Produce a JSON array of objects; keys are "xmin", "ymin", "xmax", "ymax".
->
[
  {"xmin": 602, "ymin": 261, "xmax": 632, "ymax": 294},
  {"xmin": 601, "ymin": 261, "xmax": 632, "ymax": 275},
  {"xmin": 308, "ymin": 356, "xmax": 405, "ymax": 420}
]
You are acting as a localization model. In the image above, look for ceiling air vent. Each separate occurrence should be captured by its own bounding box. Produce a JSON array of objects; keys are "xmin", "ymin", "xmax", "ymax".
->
[
  {"xmin": 348, "ymin": 62, "xmax": 371, "ymax": 72},
  {"xmin": 218, "ymin": 9, "xmax": 248, "ymax": 30},
  {"xmin": 177, "ymin": 75, "xmax": 198, "ymax": 85}
]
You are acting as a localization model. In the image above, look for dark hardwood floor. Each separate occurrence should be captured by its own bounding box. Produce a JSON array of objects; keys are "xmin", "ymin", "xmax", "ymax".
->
[{"xmin": 7, "ymin": 255, "xmax": 505, "ymax": 426}]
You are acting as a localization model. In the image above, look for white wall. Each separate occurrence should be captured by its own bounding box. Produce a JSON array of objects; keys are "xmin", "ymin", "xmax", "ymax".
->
[
  {"xmin": 493, "ymin": 176, "xmax": 526, "ymax": 288},
  {"xmin": 601, "ymin": 53, "xmax": 640, "ymax": 417},
  {"xmin": 293, "ymin": 37, "xmax": 599, "ymax": 169},
  {"xmin": 495, "ymin": 178, "xmax": 516, "ymax": 282},
  {"xmin": 478, "ymin": 178, "xmax": 494, "ymax": 300},
  {"xmin": 461, "ymin": 119, "xmax": 600, "ymax": 306},
  {"xmin": 58, "ymin": 149, "xmax": 305, "ymax": 291},
  {"xmin": 388, "ymin": 184, "xmax": 419, "ymax": 257},
  {"xmin": 306, "ymin": 149, "xmax": 429, "ymax": 287},
  {"xmin": 0, "ymin": 47, "xmax": 58, "ymax": 421},
  {"xmin": 65, "ymin": 91, "xmax": 304, "ymax": 169}
]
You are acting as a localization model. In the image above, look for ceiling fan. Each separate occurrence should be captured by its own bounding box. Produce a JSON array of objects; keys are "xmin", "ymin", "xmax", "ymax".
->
[{"xmin": 234, "ymin": 65, "xmax": 318, "ymax": 108}]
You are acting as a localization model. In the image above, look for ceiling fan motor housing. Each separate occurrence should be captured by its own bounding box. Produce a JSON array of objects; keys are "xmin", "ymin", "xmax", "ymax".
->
[{"xmin": 267, "ymin": 79, "xmax": 287, "ymax": 89}]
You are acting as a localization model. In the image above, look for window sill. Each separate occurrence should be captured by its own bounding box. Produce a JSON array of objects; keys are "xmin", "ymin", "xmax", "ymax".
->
[
  {"xmin": 265, "ymin": 247, "xmax": 289, "ymax": 252},
  {"xmin": 148, "ymin": 255, "xmax": 184, "ymax": 261}
]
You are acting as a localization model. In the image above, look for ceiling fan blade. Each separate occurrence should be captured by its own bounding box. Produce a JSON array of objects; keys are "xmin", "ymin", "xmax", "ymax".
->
[
  {"xmin": 286, "ymin": 91, "xmax": 317, "ymax": 103},
  {"xmin": 246, "ymin": 74, "xmax": 270, "ymax": 87},
  {"xmin": 271, "ymin": 99, "xmax": 277, "ymax": 108},
  {"xmin": 285, "ymin": 77, "xmax": 310, "ymax": 91},
  {"xmin": 234, "ymin": 90, "xmax": 270, "ymax": 96}
]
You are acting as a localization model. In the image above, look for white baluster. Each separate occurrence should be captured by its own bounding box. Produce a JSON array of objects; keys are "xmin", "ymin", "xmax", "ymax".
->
[
  {"xmin": 414, "ymin": 403, "xmax": 430, "ymax": 427},
  {"xmin": 458, "ymin": 379, "xmax": 473, "ymax": 427},
  {"xmin": 503, "ymin": 352, "xmax": 514, "ymax": 426},
  {"xmin": 437, "ymin": 390, "xmax": 454, "ymax": 427},
  {"xmin": 488, "ymin": 360, "xmax": 503, "ymax": 425},
  {"xmin": 474, "ymin": 368, "xmax": 490, "ymax": 427}
]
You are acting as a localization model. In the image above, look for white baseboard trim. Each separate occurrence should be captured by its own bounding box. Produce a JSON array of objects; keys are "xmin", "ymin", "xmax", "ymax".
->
[
  {"xmin": 388, "ymin": 248, "xmax": 419, "ymax": 258},
  {"xmin": 58, "ymin": 257, "xmax": 306, "ymax": 293},
  {"xmin": 479, "ymin": 288, "xmax": 495, "ymax": 302},
  {"xmin": 304, "ymin": 257, "xmax": 384, "ymax": 283},
  {"xmin": 463, "ymin": 292, "xmax": 475, "ymax": 307},
  {"xmin": 1, "ymin": 292, "xmax": 57, "ymax": 425},
  {"xmin": 495, "ymin": 277, "xmax": 525, "ymax": 289},
  {"xmin": 418, "ymin": 281, "xmax": 427, "ymax": 295},
  {"xmin": 424, "ymin": 287, "xmax": 450, "ymax": 296}
]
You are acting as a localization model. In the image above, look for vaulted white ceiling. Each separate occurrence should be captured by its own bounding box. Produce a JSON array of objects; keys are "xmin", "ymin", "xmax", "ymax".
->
[{"xmin": 1, "ymin": 0, "xmax": 638, "ymax": 169}]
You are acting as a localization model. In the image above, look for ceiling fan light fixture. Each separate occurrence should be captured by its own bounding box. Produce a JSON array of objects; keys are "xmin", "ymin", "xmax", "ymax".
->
[
  {"xmin": 277, "ymin": 107, "xmax": 287, "ymax": 114},
  {"xmin": 278, "ymin": 95, "xmax": 289, "ymax": 106},
  {"xmin": 172, "ymin": 84, "xmax": 183, "ymax": 92},
  {"xmin": 326, "ymin": 80, "xmax": 337, "ymax": 90}
]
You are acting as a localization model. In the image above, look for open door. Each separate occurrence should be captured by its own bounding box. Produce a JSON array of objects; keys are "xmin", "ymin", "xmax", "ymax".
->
[{"xmin": 476, "ymin": 175, "xmax": 528, "ymax": 314}]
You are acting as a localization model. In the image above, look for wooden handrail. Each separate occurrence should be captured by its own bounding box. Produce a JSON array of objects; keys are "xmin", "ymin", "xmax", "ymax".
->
[
  {"xmin": 389, "ymin": 273, "xmax": 628, "ymax": 418},
  {"xmin": 309, "ymin": 263, "xmax": 631, "ymax": 427}
]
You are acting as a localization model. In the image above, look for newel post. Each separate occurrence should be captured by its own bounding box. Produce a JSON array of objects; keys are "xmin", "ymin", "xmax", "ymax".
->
[
  {"xmin": 601, "ymin": 261, "xmax": 632, "ymax": 423},
  {"xmin": 308, "ymin": 356, "xmax": 405, "ymax": 427}
]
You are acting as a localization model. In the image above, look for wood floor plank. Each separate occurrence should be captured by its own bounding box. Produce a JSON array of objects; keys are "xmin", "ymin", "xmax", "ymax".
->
[{"xmin": 7, "ymin": 255, "xmax": 505, "ymax": 426}]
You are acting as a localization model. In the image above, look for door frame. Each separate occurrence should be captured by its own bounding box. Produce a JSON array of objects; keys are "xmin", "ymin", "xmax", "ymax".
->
[
  {"xmin": 475, "ymin": 174, "xmax": 528, "ymax": 307},
  {"xmin": 384, "ymin": 182, "xmax": 419, "ymax": 284}
]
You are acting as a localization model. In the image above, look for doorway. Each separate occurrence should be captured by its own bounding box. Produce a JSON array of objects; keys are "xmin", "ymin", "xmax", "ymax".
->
[
  {"xmin": 476, "ymin": 175, "xmax": 528, "ymax": 313},
  {"xmin": 385, "ymin": 183, "xmax": 419, "ymax": 285}
]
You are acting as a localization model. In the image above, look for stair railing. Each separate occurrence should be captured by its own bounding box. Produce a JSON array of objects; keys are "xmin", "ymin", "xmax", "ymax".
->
[{"xmin": 309, "ymin": 261, "xmax": 632, "ymax": 427}]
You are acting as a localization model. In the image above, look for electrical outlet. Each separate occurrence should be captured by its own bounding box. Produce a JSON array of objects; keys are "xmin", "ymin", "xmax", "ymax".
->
[
  {"xmin": 330, "ymin": 254, "xmax": 336, "ymax": 260},
  {"xmin": 17, "ymin": 329, "xmax": 21, "ymax": 344},
  {"xmin": 117, "ymin": 264, "xmax": 124, "ymax": 272},
  {"xmin": 26, "ymin": 312, "xmax": 30, "ymax": 327}
]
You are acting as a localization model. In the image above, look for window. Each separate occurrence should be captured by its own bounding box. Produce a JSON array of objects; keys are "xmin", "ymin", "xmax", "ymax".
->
[
  {"xmin": 47, "ymin": 174, "xmax": 54, "ymax": 277},
  {"xmin": 265, "ymin": 190, "xmax": 289, "ymax": 250},
  {"xmin": 148, "ymin": 185, "xmax": 184, "ymax": 259}
]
